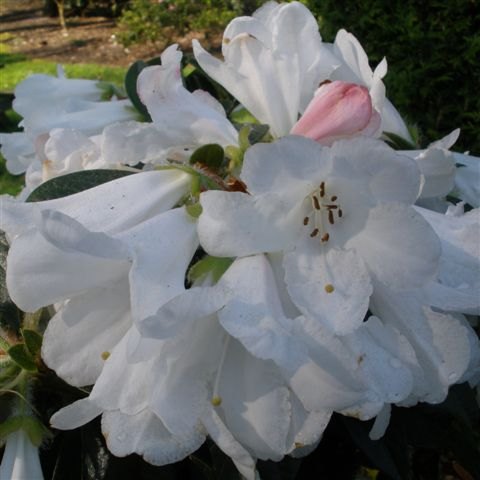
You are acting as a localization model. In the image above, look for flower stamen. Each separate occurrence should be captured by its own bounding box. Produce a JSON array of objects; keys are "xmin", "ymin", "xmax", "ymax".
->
[{"xmin": 211, "ymin": 335, "xmax": 230, "ymax": 407}]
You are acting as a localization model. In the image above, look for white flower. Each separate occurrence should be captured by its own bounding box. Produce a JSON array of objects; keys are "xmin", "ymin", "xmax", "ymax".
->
[
  {"xmin": 452, "ymin": 151, "xmax": 480, "ymax": 208},
  {"xmin": 198, "ymin": 135, "xmax": 440, "ymax": 335},
  {"xmin": 193, "ymin": 1, "xmax": 337, "ymax": 137},
  {"xmin": 0, "ymin": 430, "xmax": 44, "ymax": 480},
  {"xmin": 327, "ymin": 29, "xmax": 412, "ymax": 141},
  {"xmin": 0, "ymin": 170, "xmax": 194, "ymax": 387},
  {"xmin": 0, "ymin": 66, "xmax": 136, "ymax": 178},
  {"xmin": 100, "ymin": 44, "xmax": 239, "ymax": 168}
]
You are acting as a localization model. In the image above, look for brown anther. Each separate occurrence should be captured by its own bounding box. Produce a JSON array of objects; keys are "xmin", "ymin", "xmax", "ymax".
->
[
  {"xmin": 324, "ymin": 284, "xmax": 335, "ymax": 293},
  {"xmin": 303, "ymin": 216, "xmax": 310, "ymax": 226},
  {"xmin": 338, "ymin": 209, "xmax": 343, "ymax": 218},
  {"xmin": 319, "ymin": 182, "xmax": 325, "ymax": 198},
  {"xmin": 312, "ymin": 195, "xmax": 321, "ymax": 210},
  {"xmin": 321, "ymin": 233, "xmax": 329, "ymax": 242},
  {"xmin": 330, "ymin": 195, "xmax": 338, "ymax": 201},
  {"xmin": 326, "ymin": 205, "xmax": 338, "ymax": 209},
  {"xmin": 328, "ymin": 210, "xmax": 335, "ymax": 225},
  {"xmin": 310, "ymin": 228, "xmax": 319, "ymax": 238}
]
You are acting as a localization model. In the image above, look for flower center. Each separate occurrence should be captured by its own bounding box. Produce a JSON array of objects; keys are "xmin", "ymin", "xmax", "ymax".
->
[{"xmin": 302, "ymin": 181, "xmax": 343, "ymax": 243}]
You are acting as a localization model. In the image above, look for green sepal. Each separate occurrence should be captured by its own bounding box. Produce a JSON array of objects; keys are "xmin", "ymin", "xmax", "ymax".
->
[
  {"xmin": 383, "ymin": 131, "xmax": 417, "ymax": 150},
  {"xmin": 0, "ymin": 415, "xmax": 51, "ymax": 446},
  {"xmin": 186, "ymin": 203, "xmax": 203, "ymax": 219},
  {"xmin": 189, "ymin": 144, "xmax": 225, "ymax": 171},
  {"xmin": 188, "ymin": 256, "xmax": 234, "ymax": 285},
  {"xmin": 238, "ymin": 126, "xmax": 250, "ymax": 152},
  {"xmin": 230, "ymin": 106, "xmax": 258, "ymax": 124},
  {"xmin": 7, "ymin": 344, "xmax": 37, "ymax": 372},
  {"xmin": 26, "ymin": 169, "xmax": 135, "ymax": 202},
  {"xmin": 21, "ymin": 330, "xmax": 42, "ymax": 358}
]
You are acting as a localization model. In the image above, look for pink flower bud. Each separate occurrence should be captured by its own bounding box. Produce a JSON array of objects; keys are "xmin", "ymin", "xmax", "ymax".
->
[{"xmin": 291, "ymin": 80, "xmax": 381, "ymax": 145}]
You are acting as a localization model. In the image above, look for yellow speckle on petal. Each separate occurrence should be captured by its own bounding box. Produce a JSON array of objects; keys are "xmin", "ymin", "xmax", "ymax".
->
[
  {"xmin": 324, "ymin": 284, "xmax": 335, "ymax": 293},
  {"xmin": 211, "ymin": 396, "xmax": 222, "ymax": 407},
  {"xmin": 101, "ymin": 351, "xmax": 110, "ymax": 360}
]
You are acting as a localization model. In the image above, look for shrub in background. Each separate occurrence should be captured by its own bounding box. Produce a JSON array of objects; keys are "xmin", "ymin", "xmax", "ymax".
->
[{"xmin": 304, "ymin": 0, "xmax": 480, "ymax": 153}]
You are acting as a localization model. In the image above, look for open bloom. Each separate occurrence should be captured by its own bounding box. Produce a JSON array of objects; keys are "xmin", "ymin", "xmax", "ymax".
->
[
  {"xmin": 1, "ymin": 170, "xmax": 195, "ymax": 386},
  {"xmin": 198, "ymin": 135, "xmax": 440, "ymax": 335},
  {"xmin": 193, "ymin": 1, "xmax": 337, "ymax": 137},
  {"xmin": 0, "ymin": 430, "xmax": 43, "ymax": 480},
  {"xmin": 0, "ymin": 66, "xmax": 136, "ymax": 181}
]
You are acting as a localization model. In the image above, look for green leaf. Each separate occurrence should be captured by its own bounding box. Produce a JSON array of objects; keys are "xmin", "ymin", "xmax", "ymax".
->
[
  {"xmin": 22, "ymin": 329, "xmax": 42, "ymax": 357},
  {"xmin": 26, "ymin": 169, "xmax": 135, "ymax": 202},
  {"xmin": 188, "ymin": 256, "xmax": 233, "ymax": 285},
  {"xmin": 383, "ymin": 131, "xmax": 417, "ymax": 150},
  {"xmin": 190, "ymin": 144, "xmax": 225, "ymax": 171},
  {"xmin": 124, "ymin": 57, "xmax": 161, "ymax": 121},
  {"xmin": 7, "ymin": 344, "xmax": 37, "ymax": 371}
]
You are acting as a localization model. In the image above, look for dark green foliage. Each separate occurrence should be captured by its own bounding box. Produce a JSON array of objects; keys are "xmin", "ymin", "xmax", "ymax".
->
[
  {"xmin": 305, "ymin": 0, "xmax": 480, "ymax": 153},
  {"xmin": 117, "ymin": 0, "xmax": 264, "ymax": 46},
  {"xmin": 26, "ymin": 169, "xmax": 135, "ymax": 202}
]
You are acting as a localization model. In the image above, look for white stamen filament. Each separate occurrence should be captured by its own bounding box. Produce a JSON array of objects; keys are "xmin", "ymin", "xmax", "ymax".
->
[{"xmin": 211, "ymin": 334, "xmax": 231, "ymax": 407}]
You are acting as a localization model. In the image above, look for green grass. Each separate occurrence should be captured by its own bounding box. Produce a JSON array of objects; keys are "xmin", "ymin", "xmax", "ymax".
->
[{"xmin": 0, "ymin": 54, "xmax": 126, "ymax": 92}]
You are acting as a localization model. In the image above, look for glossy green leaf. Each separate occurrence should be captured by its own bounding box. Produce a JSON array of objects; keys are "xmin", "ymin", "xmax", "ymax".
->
[
  {"xmin": 26, "ymin": 169, "xmax": 135, "ymax": 202},
  {"xmin": 124, "ymin": 57, "xmax": 161, "ymax": 121},
  {"xmin": 189, "ymin": 144, "xmax": 225, "ymax": 171},
  {"xmin": 22, "ymin": 329, "xmax": 42, "ymax": 357},
  {"xmin": 7, "ymin": 344, "xmax": 37, "ymax": 371}
]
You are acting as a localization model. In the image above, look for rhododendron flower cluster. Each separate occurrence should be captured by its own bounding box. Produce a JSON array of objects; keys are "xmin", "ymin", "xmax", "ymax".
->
[{"xmin": 1, "ymin": 2, "xmax": 478, "ymax": 479}]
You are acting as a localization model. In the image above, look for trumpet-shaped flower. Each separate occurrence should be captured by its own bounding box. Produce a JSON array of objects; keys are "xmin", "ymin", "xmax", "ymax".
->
[
  {"xmin": 198, "ymin": 135, "xmax": 440, "ymax": 335},
  {"xmin": 1, "ymin": 170, "xmax": 195, "ymax": 386},
  {"xmin": 193, "ymin": 1, "xmax": 337, "ymax": 137},
  {"xmin": 0, "ymin": 430, "xmax": 44, "ymax": 480}
]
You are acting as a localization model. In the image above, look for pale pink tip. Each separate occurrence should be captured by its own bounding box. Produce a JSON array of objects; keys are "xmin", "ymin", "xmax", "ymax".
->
[{"xmin": 291, "ymin": 80, "xmax": 378, "ymax": 145}]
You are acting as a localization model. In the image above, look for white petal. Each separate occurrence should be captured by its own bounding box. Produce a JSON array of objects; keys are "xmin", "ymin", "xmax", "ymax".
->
[
  {"xmin": 284, "ymin": 245, "xmax": 372, "ymax": 335},
  {"xmin": 348, "ymin": 203, "xmax": 441, "ymax": 289},
  {"xmin": 102, "ymin": 409, "xmax": 205, "ymax": 465},
  {"xmin": 369, "ymin": 404, "xmax": 391, "ymax": 440},
  {"xmin": 201, "ymin": 406, "xmax": 257, "ymax": 480},
  {"xmin": 0, "ymin": 132, "xmax": 36, "ymax": 174},
  {"xmin": 120, "ymin": 207, "xmax": 198, "ymax": 321},
  {"xmin": 41, "ymin": 281, "xmax": 131, "ymax": 387},
  {"xmin": 50, "ymin": 398, "xmax": 102, "ymax": 430},
  {"xmin": 215, "ymin": 338, "xmax": 290, "ymax": 461},
  {"xmin": 218, "ymin": 255, "xmax": 308, "ymax": 372},
  {"xmin": 198, "ymin": 190, "xmax": 301, "ymax": 257},
  {"xmin": 453, "ymin": 152, "xmax": 480, "ymax": 207}
]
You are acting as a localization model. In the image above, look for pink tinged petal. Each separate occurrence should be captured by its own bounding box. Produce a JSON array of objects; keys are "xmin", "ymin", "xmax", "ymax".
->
[
  {"xmin": 41, "ymin": 281, "xmax": 131, "ymax": 387},
  {"xmin": 215, "ymin": 338, "xmax": 291, "ymax": 461},
  {"xmin": 120, "ymin": 207, "xmax": 198, "ymax": 321},
  {"xmin": 198, "ymin": 191, "xmax": 301, "ymax": 257},
  {"xmin": 291, "ymin": 81, "xmax": 376, "ymax": 145},
  {"xmin": 284, "ymin": 245, "xmax": 372, "ymax": 335},
  {"xmin": 240, "ymin": 135, "xmax": 330, "ymax": 199},
  {"xmin": 218, "ymin": 255, "xmax": 309, "ymax": 372},
  {"xmin": 201, "ymin": 406, "xmax": 258, "ymax": 480},
  {"xmin": 101, "ymin": 410, "xmax": 205, "ymax": 465},
  {"xmin": 6, "ymin": 227, "xmax": 129, "ymax": 313},
  {"xmin": 50, "ymin": 398, "xmax": 103, "ymax": 430},
  {"xmin": 347, "ymin": 203, "xmax": 441, "ymax": 290}
]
